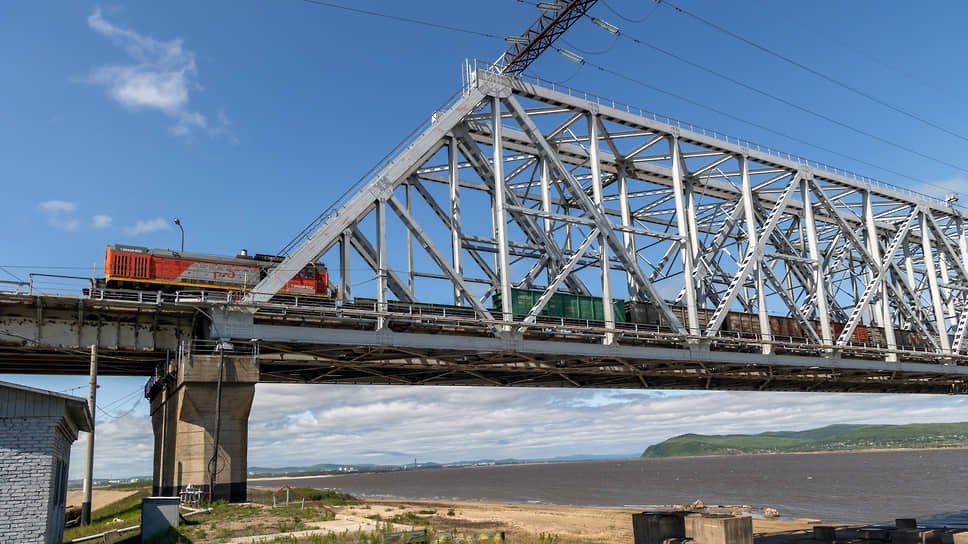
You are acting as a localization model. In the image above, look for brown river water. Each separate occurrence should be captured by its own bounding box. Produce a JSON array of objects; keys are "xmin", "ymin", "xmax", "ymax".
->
[{"xmin": 255, "ymin": 449, "xmax": 968, "ymax": 525}]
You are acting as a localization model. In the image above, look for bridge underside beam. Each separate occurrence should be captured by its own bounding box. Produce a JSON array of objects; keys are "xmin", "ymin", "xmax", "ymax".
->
[{"xmin": 217, "ymin": 308, "xmax": 968, "ymax": 393}]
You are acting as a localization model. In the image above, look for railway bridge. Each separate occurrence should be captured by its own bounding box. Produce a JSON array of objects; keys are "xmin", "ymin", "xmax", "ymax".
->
[{"xmin": 4, "ymin": 67, "xmax": 968, "ymax": 500}]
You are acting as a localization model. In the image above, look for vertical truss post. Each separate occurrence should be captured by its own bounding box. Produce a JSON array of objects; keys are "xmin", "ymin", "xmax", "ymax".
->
[
  {"xmin": 740, "ymin": 156, "xmax": 771, "ymax": 354},
  {"xmin": 903, "ymin": 244, "xmax": 917, "ymax": 291},
  {"xmin": 954, "ymin": 217, "xmax": 968, "ymax": 350},
  {"xmin": 939, "ymin": 255, "xmax": 954, "ymax": 317},
  {"xmin": 376, "ymin": 199, "xmax": 388, "ymax": 329},
  {"xmin": 863, "ymin": 190, "xmax": 898, "ymax": 355},
  {"xmin": 685, "ymin": 179, "xmax": 702, "ymax": 303},
  {"xmin": 492, "ymin": 96, "xmax": 513, "ymax": 325},
  {"xmin": 802, "ymin": 177, "xmax": 831, "ymax": 346},
  {"xmin": 617, "ymin": 162, "xmax": 638, "ymax": 301},
  {"xmin": 921, "ymin": 212, "xmax": 951, "ymax": 353},
  {"xmin": 339, "ymin": 230, "xmax": 351, "ymax": 303},
  {"xmin": 540, "ymin": 158, "xmax": 555, "ymax": 284},
  {"xmin": 670, "ymin": 136, "xmax": 699, "ymax": 335},
  {"xmin": 588, "ymin": 114, "xmax": 615, "ymax": 341},
  {"xmin": 406, "ymin": 183, "xmax": 415, "ymax": 294},
  {"xmin": 448, "ymin": 137, "xmax": 463, "ymax": 306}
]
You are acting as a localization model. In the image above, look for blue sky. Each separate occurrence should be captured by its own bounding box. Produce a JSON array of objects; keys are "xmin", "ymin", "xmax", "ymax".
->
[{"xmin": 3, "ymin": 1, "xmax": 968, "ymax": 478}]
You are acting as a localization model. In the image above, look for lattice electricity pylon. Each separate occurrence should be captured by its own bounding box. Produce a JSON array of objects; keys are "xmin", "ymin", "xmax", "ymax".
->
[{"xmin": 251, "ymin": 64, "xmax": 968, "ymax": 358}]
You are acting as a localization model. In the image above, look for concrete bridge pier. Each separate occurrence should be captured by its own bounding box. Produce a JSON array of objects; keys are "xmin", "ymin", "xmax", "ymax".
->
[{"xmin": 149, "ymin": 352, "xmax": 257, "ymax": 502}]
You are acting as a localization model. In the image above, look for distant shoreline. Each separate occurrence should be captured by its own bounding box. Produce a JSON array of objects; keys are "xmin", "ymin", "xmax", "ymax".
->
[
  {"xmin": 250, "ymin": 446, "xmax": 968, "ymax": 481},
  {"xmin": 641, "ymin": 445, "xmax": 968, "ymax": 460}
]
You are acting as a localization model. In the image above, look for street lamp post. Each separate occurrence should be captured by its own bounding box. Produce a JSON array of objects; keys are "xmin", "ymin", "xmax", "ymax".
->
[{"xmin": 174, "ymin": 218, "xmax": 184, "ymax": 252}]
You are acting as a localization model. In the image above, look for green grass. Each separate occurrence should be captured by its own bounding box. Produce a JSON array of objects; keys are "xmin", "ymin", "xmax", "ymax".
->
[
  {"xmin": 642, "ymin": 422, "xmax": 968, "ymax": 458},
  {"xmin": 63, "ymin": 486, "xmax": 152, "ymax": 541}
]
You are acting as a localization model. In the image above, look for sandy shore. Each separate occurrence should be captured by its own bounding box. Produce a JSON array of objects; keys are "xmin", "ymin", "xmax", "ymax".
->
[
  {"xmin": 65, "ymin": 488, "xmax": 139, "ymax": 511},
  {"xmin": 331, "ymin": 498, "xmax": 824, "ymax": 543}
]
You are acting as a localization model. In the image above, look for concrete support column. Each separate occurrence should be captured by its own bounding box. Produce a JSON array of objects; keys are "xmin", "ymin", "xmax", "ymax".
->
[{"xmin": 150, "ymin": 354, "xmax": 257, "ymax": 502}]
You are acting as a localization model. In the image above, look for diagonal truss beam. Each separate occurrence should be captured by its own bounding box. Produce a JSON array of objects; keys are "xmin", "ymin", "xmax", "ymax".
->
[
  {"xmin": 501, "ymin": 94, "xmax": 687, "ymax": 333},
  {"xmin": 810, "ymin": 184, "xmax": 940, "ymax": 350},
  {"xmin": 249, "ymin": 87, "xmax": 489, "ymax": 302},
  {"xmin": 452, "ymin": 125, "xmax": 591, "ymax": 296},
  {"xmin": 519, "ymin": 228, "xmax": 599, "ymax": 331},
  {"xmin": 348, "ymin": 225, "xmax": 415, "ymax": 302},
  {"xmin": 386, "ymin": 195, "xmax": 494, "ymax": 320},
  {"xmin": 705, "ymin": 175, "xmax": 799, "ymax": 336}
]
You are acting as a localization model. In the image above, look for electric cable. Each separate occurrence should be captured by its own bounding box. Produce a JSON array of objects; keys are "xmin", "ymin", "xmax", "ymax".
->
[
  {"xmin": 562, "ymin": 34, "xmax": 620, "ymax": 56},
  {"xmin": 0, "ymin": 266, "xmax": 24, "ymax": 282},
  {"xmin": 602, "ymin": 0, "xmax": 660, "ymax": 24},
  {"xmin": 301, "ymin": 0, "xmax": 504, "ymax": 39},
  {"xmin": 606, "ymin": 24, "xmax": 968, "ymax": 178},
  {"xmin": 0, "ymin": 326, "xmax": 163, "ymax": 370},
  {"xmin": 653, "ymin": 0, "xmax": 968, "ymax": 145},
  {"xmin": 582, "ymin": 60, "xmax": 930, "ymax": 186}
]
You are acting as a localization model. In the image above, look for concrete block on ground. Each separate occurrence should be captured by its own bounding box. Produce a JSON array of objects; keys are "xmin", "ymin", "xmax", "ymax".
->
[
  {"xmin": 685, "ymin": 514, "xmax": 704, "ymax": 539},
  {"xmin": 686, "ymin": 514, "xmax": 752, "ymax": 544},
  {"xmin": 894, "ymin": 529, "xmax": 942, "ymax": 544},
  {"xmin": 141, "ymin": 497, "xmax": 180, "ymax": 542},
  {"xmin": 951, "ymin": 531, "xmax": 968, "ymax": 544},
  {"xmin": 859, "ymin": 527, "xmax": 890, "ymax": 541},
  {"xmin": 813, "ymin": 525, "xmax": 836, "ymax": 542},
  {"xmin": 633, "ymin": 512, "xmax": 690, "ymax": 544}
]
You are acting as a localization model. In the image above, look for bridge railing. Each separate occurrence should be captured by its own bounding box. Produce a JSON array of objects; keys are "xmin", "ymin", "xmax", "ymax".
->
[
  {"xmin": 27, "ymin": 273, "xmax": 94, "ymax": 296},
  {"xmin": 0, "ymin": 280, "xmax": 29, "ymax": 295},
  {"xmin": 250, "ymin": 295, "xmax": 959, "ymax": 363},
  {"xmin": 15, "ymin": 286, "xmax": 962, "ymax": 364}
]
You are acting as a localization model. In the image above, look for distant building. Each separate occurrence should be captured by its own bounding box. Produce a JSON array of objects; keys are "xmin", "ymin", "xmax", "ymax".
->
[{"xmin": 0, "ymin": 381, "xmax": 93, "ymax": 543}]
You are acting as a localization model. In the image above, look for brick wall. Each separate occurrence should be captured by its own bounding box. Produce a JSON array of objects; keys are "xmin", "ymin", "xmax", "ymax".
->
[{"xmin": 0, "ymin": 416, "xmax": 63, "ymax": 544}]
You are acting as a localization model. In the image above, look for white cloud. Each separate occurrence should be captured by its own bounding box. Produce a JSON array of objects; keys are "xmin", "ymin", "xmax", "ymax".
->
[
  {"xmin": 92, "ymin": 214, "xmax": 113, "ymax": 229},
  {"xmin": 38, "ymin": 200, "xmax": 81, "ymax": 231},
  {"xmin": 40, "ymin": 200, "xmax": 78, "ymax": 214},
  {"xmin": 921, "ymin": 177, "xmax": 968, "ymax": 203},
  {"xmin": 70, "ymin": 383, "xmax": 968, "ymax": 479},
  {"xmin": 86, "ymin": 9, "xmax": 213, "ymax": 137},
  {"xmin": 126, "ymin": 217, "xmax": 172, "ymax": 236}
]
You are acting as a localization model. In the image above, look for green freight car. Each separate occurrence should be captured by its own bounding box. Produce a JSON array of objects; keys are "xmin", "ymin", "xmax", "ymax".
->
[{"xmin": 493, "ymin": 288, "xmax": 626, "ymax": 323}]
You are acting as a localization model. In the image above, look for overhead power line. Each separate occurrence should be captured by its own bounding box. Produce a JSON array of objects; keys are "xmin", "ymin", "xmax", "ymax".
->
[
  {"xmin": 294, "ymin": 0, "xmax": 955, "ymax": 192},
  {"xmin": 603, "ymin": 25, "xmax": 968, "ymax": 177},
  {"xmin": 581, "ymin": 60, "xmax": 929, "ymax": 186},
  {"xmin": 301, "ymin": 0, "xmax": 503, "ymax": 39},
  {"xmin": 601, "ymin": 0, "xmax": 660, "ymax": 24},
  {"xmin": 654, "ymin": 0, "xmax": 968, "ymax": 145}
]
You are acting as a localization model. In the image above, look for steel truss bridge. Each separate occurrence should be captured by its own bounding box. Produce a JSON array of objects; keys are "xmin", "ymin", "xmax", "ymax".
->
[{"xmin": 4, "ymin": 66, "xmax": 968, "ymax": 395}]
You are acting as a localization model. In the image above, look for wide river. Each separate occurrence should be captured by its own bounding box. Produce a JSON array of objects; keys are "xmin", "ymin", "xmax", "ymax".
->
[{"xmin": 255, "ymin": 449, "xmax": 968, "ymax": 525}]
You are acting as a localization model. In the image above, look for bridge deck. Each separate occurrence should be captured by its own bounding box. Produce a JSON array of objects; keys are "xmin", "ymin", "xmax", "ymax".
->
[{"xmin": 2, "ymin": 291, "xmax": 966, "ymax": 394}]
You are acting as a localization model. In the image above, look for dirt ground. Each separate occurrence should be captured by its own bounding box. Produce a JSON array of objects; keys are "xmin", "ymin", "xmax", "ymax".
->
[
  {"xmin": 334, "ymin": 499, "xmax": 825, "ymax": 543},
  {"xmin": 65, "ymin": 488, "xmax": 139, "ymax": 512}
]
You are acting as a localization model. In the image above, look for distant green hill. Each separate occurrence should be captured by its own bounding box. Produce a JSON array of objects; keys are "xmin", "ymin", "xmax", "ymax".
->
[{"xmin": 641, "ymin": 422, "xmax": 968, "ymax": 458}]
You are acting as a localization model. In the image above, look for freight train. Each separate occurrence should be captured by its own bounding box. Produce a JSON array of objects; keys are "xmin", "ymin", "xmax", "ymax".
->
[
  {"xmin": 96, "ymin": 244, "xmax": 921, "ymax": 349},
  {"xmin": 491, "ymin": 288, "xmax": 923, "ymax": 349},
  {"xmin": 99, "ymin": 244, "xmax": 331, "ymax": 296},
  {"xmin": 350, "ymin": 287, "xmax": 922, "ymax": 348}
]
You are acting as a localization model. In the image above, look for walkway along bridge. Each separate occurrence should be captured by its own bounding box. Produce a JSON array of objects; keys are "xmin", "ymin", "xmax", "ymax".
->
[{"xmin": 4, "ymin": 67, "xmax": 968, "ymax": 500}]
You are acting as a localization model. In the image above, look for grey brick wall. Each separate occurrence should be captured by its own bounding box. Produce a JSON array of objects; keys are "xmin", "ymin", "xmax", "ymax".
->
[{"xmin": 0, "ymin": 417, "xmax": 63, "ymax": 544}]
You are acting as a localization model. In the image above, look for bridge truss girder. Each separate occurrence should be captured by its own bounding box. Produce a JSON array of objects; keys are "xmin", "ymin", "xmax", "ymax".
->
[{"xmin": 251, "ymin": 68, "xmax": 968, "ymax": 362}]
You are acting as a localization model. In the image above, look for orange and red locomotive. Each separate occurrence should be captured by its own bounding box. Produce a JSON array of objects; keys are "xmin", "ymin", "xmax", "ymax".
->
[{"xmin": 102, "ymin": 244, "xmax": 329, "ymax": 296}]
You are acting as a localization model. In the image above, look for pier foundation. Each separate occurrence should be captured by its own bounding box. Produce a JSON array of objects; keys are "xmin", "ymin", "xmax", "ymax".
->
[{"xmin": 149, "ymin": 353, "xmax": 257, "ymax": 502}]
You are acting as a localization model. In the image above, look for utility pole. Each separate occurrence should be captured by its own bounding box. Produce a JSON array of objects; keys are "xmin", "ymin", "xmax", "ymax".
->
[{"xmin": 80, "ymin": 344, "xmax": 97, "ymax": 526}]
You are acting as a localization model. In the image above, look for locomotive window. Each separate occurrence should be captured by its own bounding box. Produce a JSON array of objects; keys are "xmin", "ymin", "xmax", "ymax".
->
[{"xmin": 305, "ymin": 268, "xmax": 314, "ymax": 279}]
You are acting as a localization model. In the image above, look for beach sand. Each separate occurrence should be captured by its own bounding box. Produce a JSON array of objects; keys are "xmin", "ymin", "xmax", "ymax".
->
[{"xmin": 331, "ymin": 498, "xmax": 824, "ymax": 543}]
